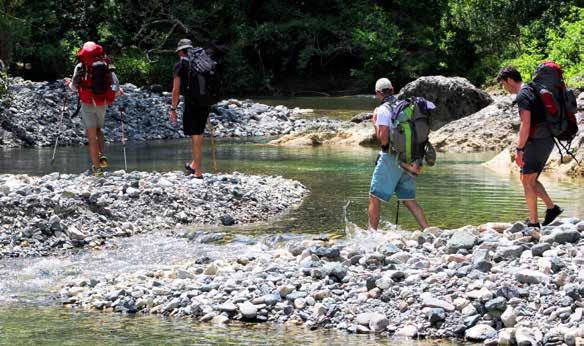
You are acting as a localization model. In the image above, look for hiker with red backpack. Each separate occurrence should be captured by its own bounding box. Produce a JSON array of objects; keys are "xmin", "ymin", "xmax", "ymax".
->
[
  {"xmin": 65, "ymin": 41, "xmax": 122, "ymax": 176},
  {"xmin": 169, "ymin": 39, "xmax": 218, "ymax": 179},
  {"xmin": 497, "ymin": 63, "xmax": 578, "ymax": 229}
]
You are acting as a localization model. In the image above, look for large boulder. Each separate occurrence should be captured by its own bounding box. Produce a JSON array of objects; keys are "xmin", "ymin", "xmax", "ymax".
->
[
  {"xmin": 430, "ymin": 96, "xmax": 519, "ymax": 152},
  {"xmin": 398, "ymin": 76, "xmax": 493, "ymax": 130}
]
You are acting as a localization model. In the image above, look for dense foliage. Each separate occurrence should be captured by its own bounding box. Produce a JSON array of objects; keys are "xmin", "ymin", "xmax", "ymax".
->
[{"xmin": 1, "ymin": 0, "xmax": 583, "ymax": 93}]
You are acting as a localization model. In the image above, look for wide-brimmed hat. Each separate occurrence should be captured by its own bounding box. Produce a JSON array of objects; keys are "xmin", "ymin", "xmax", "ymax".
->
[{"xmin": 176, "ymin": 39, "xmax": 193, "ymax": 52}]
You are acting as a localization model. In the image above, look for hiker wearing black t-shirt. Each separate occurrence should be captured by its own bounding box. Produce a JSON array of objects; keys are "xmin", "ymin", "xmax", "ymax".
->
[
  {"xmin": 497, "ymin": 66, "xmax": 563, "ymax": 230},
  {"xmin": 169, "ymin": 39, "xmax": 217, "ymax": 179}
]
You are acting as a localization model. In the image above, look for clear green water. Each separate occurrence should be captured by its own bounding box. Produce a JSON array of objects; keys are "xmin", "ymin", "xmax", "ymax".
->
[
  {"xmin": 256, "ymin": 95, "xmax": 377, "ymax": 120},
  {"xmin": 2, "ymin": 138, "xmax": 583, "ymax": 232},
  {"xmin": 0, "ymin": 305, "xmax": 469, "ymax": 346}
]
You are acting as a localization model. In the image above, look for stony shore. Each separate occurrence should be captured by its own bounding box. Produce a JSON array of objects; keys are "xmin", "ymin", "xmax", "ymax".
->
[
  {"xmin": 60, "ymin": 219, "xmax": 584, "ymax": 345},
  {"xmin": 0, "ymin": 171, "xmax": 307, "ymax": 258},
  {"xmin": 0, "ymin": 77, "xmax": 338, "ymax": 148}
]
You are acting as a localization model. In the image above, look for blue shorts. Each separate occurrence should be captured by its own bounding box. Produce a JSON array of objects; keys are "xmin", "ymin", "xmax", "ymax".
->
[{"xmin": 369, "ymin": 152, "xmax": 416, "ymax": 202}]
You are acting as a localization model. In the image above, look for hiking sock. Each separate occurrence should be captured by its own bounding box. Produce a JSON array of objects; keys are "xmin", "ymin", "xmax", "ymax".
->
[{"xmin": 542, "ymin": 205, "xmax": 563, "ymax": 226}]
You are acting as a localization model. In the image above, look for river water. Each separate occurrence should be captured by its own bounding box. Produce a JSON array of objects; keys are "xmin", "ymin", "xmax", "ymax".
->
[{"xmin": 1, "ymin": 96, "xmax": 583, "ymax": 344}]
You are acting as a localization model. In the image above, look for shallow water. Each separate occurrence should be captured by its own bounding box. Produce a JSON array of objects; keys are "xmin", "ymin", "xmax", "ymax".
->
[
  {"xmin": 257, "ymin": 95, "xmax": 377, "ymax": 120},
  {"xmin": 2, "ymin": 138, "xmax": 583, "ymax": 232}
]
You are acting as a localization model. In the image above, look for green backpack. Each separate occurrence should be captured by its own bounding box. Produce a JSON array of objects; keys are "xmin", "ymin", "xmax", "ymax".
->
[{"xmin": 384, "ymin": 97, "xmax": 436, "ymax": 166}]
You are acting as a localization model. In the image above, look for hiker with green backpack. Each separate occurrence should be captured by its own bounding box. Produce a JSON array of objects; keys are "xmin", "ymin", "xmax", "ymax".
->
[
  {"xmin": 367, "ymin": 77, "xmax": 436, "ymax": 231},
  {"xmin": 497, "ymin": 63, "xmax": 578, "ymax": 230}
]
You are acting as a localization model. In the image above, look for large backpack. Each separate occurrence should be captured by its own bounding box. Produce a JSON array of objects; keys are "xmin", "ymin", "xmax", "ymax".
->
[
  {"xmin": 182, "ymin": 47, "xmax": 218, "ymax": 106},
  {"xmin": 529, "ymin": 61, "xmax": 579, "ymax": 162},
  {"xmin": 384, "ymin": 97, "xmax": 436, "ymax": 166},
  {"xmin": 76, "ymin": 42, "xmax": 116, "ymax": 105}
]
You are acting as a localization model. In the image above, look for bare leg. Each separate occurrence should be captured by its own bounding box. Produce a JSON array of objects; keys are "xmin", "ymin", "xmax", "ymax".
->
[
  {"xmin": 86, "ymin": 128, "xmax": 100, "ymax": 168},
  {"xmin": 368, "ymin": 195, "xmax": 381, "ymax": 231},
  {"xmin": 96, "ymin": 128, "xmax": 105, "ymax": 156},
  {"xmin": 191, "ymin": 134, "xmax": 204, "ymax": 177},
  {"xmin": 520, "ymin": 173, "xmax": 539, "ymax": 223},
  {"xmin": 402, "ymin": 200, "xmax": 429, "ymax": 229},
  {"xmin": 535, "ymin": 180, "xmax": 554, "ymax": 209}
]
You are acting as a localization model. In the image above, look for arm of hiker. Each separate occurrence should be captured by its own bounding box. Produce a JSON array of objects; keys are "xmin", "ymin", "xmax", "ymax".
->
[
  {"xmin": 376, "ymin": 125, "xmax": 389, "ymax": 146},
  {"xmin": 66, "ymin": 64, "xmax": 82, "ymax": 92},
  {"xmin": 111, "ymin": 72, "xmax": 123, "ymax": 96},
  {"xmin": 169, "ymin": 76, "xmax": 180, "ymax": 125},
  {"xmin": 515, "ymin": 109, "xmax": 531, "ymax": 167}
]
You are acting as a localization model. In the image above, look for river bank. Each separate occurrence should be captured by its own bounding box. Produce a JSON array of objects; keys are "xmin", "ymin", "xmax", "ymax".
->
[
  {"xmin": 59, "ymin": 219, "xmax": 584, "ymax": 345},
  {"xmin": 0, "ymin": 171, "xmax": 307, "ymax": 259},
  {"xmin": 0, "ymin": 77, "xmax": 339, "ymax": 149}
]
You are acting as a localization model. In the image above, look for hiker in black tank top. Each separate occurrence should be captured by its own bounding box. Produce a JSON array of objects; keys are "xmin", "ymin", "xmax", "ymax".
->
[{"xmin": 497, "ymin": 66, "xmax": 563, "ymax": 230}]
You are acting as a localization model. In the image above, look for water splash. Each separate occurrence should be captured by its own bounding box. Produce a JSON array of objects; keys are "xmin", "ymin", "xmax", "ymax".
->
[{"xmin": 342, "ymin": 199, "xmax": 403, "ymax": 253}]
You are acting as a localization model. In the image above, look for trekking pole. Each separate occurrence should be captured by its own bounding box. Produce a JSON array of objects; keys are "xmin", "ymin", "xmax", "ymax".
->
[
  {"xmin": 51, "ymin": 86, "xmax": 68, "ymax": 166},
  {"xmin": 395, "ymin": 200, "xmax": 400, "ymax": 225},
  {"xmin": 207, "ymin": 117, "xmax": 218, "ymax": 173},
  {"xmin": 119, "ymin": 105, "xmax": 128, "ymax": 171}
]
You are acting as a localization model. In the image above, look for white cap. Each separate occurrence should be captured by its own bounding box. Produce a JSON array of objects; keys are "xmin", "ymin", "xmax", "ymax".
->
[{"xmin": 375, "ymin": 78, "xmax": 393, "ymax": 92}]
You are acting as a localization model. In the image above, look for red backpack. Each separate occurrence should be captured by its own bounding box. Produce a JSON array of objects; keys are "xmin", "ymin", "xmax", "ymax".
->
[
  {"xmin": 529, "ymin": 61, "xmax": 579, "ymax": 162},
  {"xmin": 76, "ymin": 42, "xmax": 116, "ymax": 106}
]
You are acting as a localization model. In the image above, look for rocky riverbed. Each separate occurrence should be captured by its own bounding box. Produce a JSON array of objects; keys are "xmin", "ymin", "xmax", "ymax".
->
[
  {"xmin": 60, "ymin": 219, "xmax": 584, "ymax": 345},
  {"xmin": 0, "ymin": 171, "xmax": 307, "ymax": 258},
  {"xmin": 0, "ymin": 77, "xmax": 339, "ymax": 148}
]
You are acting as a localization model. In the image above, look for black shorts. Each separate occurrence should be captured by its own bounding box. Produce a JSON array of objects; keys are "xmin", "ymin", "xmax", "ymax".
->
[
  {"xmin": 183, "ymin": 102, "xmax": 210, "ymax": 136},
  {"xmin": 521, "ymin": 137, "xmax": 554, "ymax": 174}
]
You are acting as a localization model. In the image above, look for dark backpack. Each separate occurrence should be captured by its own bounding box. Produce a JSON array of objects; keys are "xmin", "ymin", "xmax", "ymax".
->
[
  {"xmin": 384, "ymin": 97, "xmax": 436, "ymax": 166},
  {"xmin": 529, "ymin": 61, "xmax": 579, "ymax": 163},
  {"xmin": 183, "ymin": 47, "xmax": 218, "ymax": 106}
]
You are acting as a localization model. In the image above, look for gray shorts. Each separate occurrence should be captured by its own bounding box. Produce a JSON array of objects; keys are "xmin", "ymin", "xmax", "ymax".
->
[
  {"xmin": 521, "ymin": 136, "xmax": 555, "ymax": 174},
  {"xmin": 81, "ymin": 104, "xmax": 107, "ymax": 129}
]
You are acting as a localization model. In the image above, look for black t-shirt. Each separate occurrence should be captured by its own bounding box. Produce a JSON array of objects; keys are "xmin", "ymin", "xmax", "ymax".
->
[
  {"xmin": 173, "ymin": 59, "xmax": 190, "ymax": 97},
  {"xmin": 515, "ymin": 85, "xmax": 551, "ymax": 138}
]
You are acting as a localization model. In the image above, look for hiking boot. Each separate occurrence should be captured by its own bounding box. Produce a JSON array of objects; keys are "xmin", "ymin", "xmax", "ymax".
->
[
  {"xmin": 99, "ymin": 154, "xmax": 109, "ymax": 169},
  {"xmin": 542, "ymin": 205, "xmax": 563, "ymax": 226},
  {"xmin": 184, "ymin": 162, "xmax": 196, "ymax": 176}
]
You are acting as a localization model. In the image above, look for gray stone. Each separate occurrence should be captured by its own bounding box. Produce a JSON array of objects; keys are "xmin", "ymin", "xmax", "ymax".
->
[
  {"xmin": 421, "ymin": 293, "xmax": 455, "ymax": 312},
  {"xmin": 497, "ymin": 245, "xmax": 526, "ymax": 259},
  {"xmin": 465, "ymin": 324, "xmax": 497, "ymax": 341},
  {"xmin": 446, "ymin": 230, "xmax": 477, "ymax": 254},
  {"xmin": 547, "ymin": 228, "xmax": 581, "ymax": 244},
  {"xmin": 322, "ymin": 262, "xmax": 347, "ymax": 281},
  {"xmin": 218, "ymin": 302, "xmax": 238, "ymax": 313},
  {"xmin": 515, "ymin": 270, "xmax": 549, "ymax": 284},
  {"xmin": 238, "ymin": 301, "xmax": 257, "ymax": 320},
  {"xmin": 369, "ymin": 314, "xmax": 389, "ymax": 332},
  {"xmin": 515, "ymin": 327, "xmax": 542, "ymax": 346},
  {"xmin": 427, "ymin": 308, "xmax": 446, "ymax": 324},
  {"xmin": 501, "ymin": 306, "xmax": 517, "ymax": 327},
  {"xmin": 532, "ymin": 243, "xmax": 551, "ymax": 257},
  {"xmin": 485, "ymin": 297, "xmax": 507, "ymax": 313},
  {"xmin": 394, "ymin": 324, "xmax": 418, "ymax": 338},
  {"xmin": 398, "ymin": 76, "xmax": 493, "ymax": 130}
]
